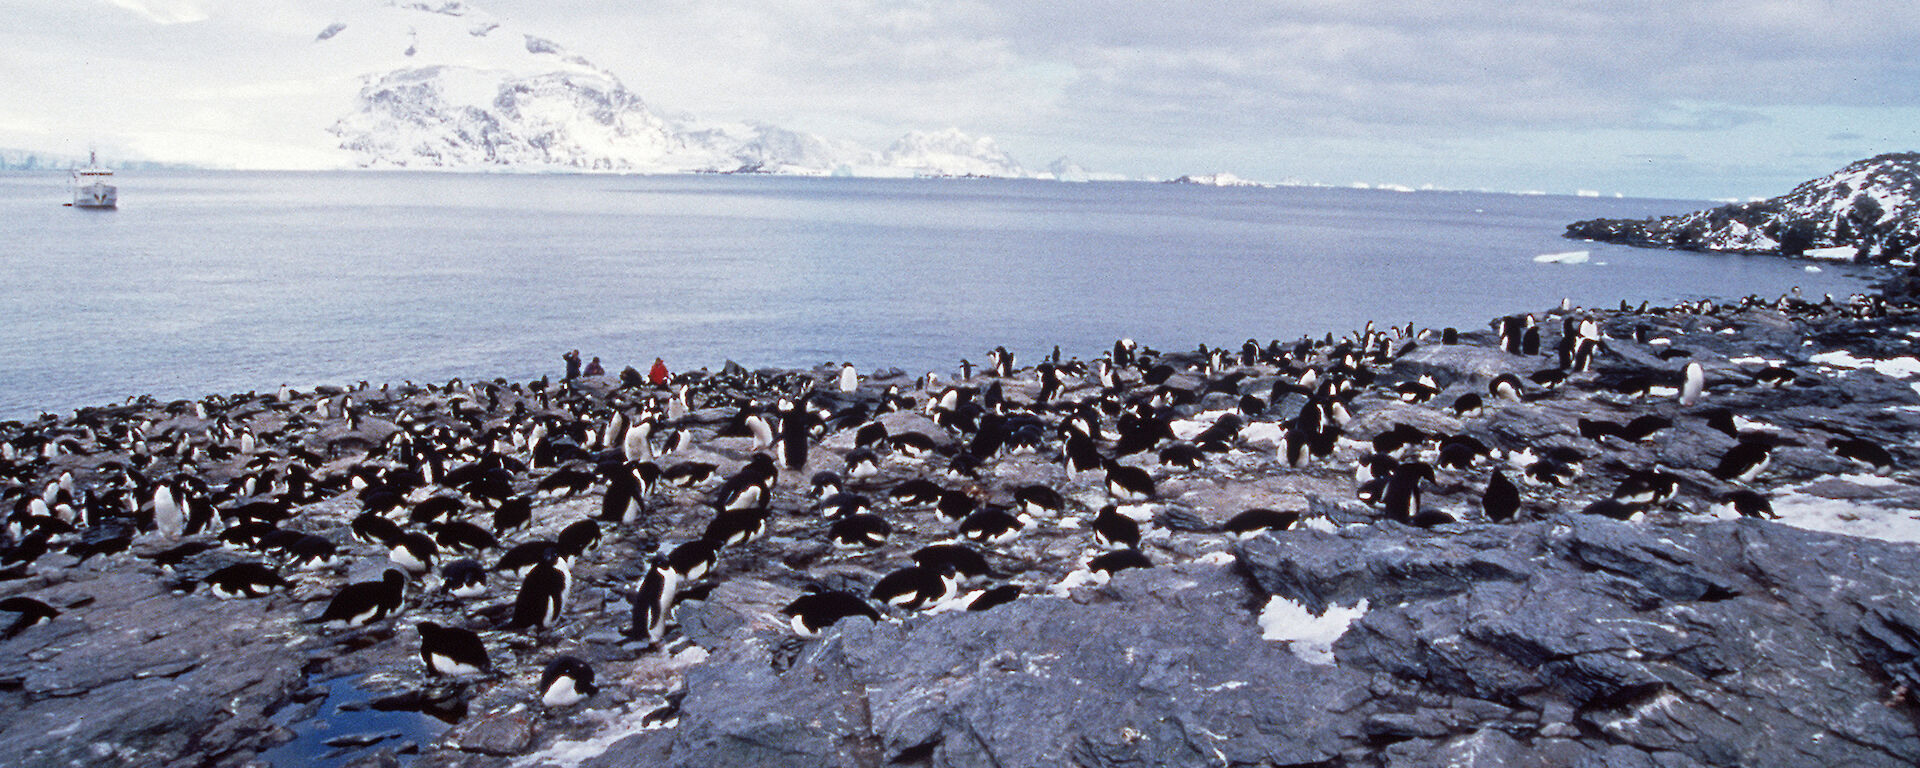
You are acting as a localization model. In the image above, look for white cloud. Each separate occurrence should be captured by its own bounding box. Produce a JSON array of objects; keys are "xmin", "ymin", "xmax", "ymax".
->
[
  {"xmin": 2, "ymin": 0, "xmax": 1917, "ymax": 195},
  {"xmin": 103, "ymin": 0, "xmax": 212, "ymax": 24}
]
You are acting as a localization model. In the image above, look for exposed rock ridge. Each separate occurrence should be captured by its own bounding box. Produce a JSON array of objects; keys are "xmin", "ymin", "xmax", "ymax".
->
[{"xmin": 1567, "ymin": 153, "xmax": 1920, "ymax": 261}]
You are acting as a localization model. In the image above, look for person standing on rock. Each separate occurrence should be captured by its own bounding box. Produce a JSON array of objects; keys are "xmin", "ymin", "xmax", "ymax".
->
[
  {"xmin": 649, "ymin": 357, "xmax": 670, "ymax": 387},
  {"xmin": 563, "ymin": 349, "xmax": 582, "ymax": 380}
]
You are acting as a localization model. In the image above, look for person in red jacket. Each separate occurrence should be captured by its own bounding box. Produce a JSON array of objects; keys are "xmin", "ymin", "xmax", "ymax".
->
[{"xmin": 648, "ymin": 357, "xmax": 670, "ymax": 387}]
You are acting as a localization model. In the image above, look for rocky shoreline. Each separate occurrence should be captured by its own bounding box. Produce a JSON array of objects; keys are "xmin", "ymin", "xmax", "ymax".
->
[{"xmin": 4, "ymin": 273, "xmax": 1920, "ymax": 768}]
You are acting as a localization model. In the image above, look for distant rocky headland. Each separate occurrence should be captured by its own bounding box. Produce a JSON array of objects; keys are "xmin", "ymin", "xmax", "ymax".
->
[{"xmin": 1567, "ymin": 153, "xmax": 1920, "ymax": 262}]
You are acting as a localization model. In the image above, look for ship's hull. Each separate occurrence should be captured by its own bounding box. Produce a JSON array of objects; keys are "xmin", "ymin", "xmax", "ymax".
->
[{"xmin": 73, "ymin": 182, "xmax": 117, "ymax": 209}]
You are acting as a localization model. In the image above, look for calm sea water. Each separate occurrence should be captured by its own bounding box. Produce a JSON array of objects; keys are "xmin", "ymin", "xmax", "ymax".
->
[{"xmin": 0, "ymin": 171, "xmax": 1871, "ymax": 419}]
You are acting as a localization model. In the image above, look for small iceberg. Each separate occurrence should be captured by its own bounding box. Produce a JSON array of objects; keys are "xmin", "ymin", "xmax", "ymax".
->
[{"xmin": 1533, "ymin": 250, "xmax": 1591, "ymax": 264}]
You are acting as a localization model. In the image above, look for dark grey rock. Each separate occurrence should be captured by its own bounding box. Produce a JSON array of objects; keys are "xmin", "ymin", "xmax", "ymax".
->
[
  {"xmin": 451, "ymin": 710, "xmax": 536, "ymax": 756},
  {"xmin": 624, "ymin": 516, "xmax": 1920, "ymax": 768}
]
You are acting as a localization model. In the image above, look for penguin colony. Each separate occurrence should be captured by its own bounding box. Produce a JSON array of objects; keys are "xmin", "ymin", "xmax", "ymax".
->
[{"xmin": 0, "ymin": 288, "xmax": 1914, "ymax": 760}]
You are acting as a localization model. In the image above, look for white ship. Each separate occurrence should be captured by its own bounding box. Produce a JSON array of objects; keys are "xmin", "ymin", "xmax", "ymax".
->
[{"xmin": 69, "ymin": 151, "xmax": 117, "ymax": 209}]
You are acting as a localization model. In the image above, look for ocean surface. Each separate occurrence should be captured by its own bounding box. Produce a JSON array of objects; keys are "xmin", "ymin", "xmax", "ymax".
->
[{"xmin": 0, "ymin": 171, "xmax": 1873, "ymax": 419}]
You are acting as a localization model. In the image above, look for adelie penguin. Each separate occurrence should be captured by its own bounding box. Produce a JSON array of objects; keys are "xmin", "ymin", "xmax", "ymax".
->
[
  {"xmin": 390, "ymin": 531, "xmax": 438, "ymax": 576},
  {"xmin": 539, "ymin": 656, "xmax": 598, "ymax": 708},
  {"xmin": 958, "ymin": 507, "xmax": 1028, "ymax": 544},
  {"xmin": 1091, "ymin": 504, "xmax": 1141, "ymax": 549},
  {"xmin": 417, "ymin": 621, "xmax": 491, "ymax": 678},
  {"xmin": 1712, "ymin": 441, "xmax": 1772, "ymax": 483},
  {"xmin": 912, "ymin": 543, "xmax": 990, "ymax": 582},
  {"xmin": 1829, "ymin": 437, "xmax": 1896, "ymax": 475},
  {"xmin": 1, "ymin": 596, "xmax": 59, "ymax": 639},
  {"xmin": 1223, "ymin": 508, "xmax": 1300, "ymax": 537},
  {"xmin": 1087, "ymin": 548, "xmax": 1152, "ymax": 575},
  {"xmin": 1103, "ymin": 461, "xmax": 1155, "ymax": 502},
  {"xmin": 828, "ymin": 513, "xmax": 890, "ymax": 548},
  {"xmin": 440, "ymin": 558, "xmax": 488, "ymax": 599},
  {"xmin": 1380, "ymin": 463, "xmax": 1435, "ymax": 524},
  {"xmin": 871, "ymin": 563, "xmax": 957, "ymax": 611},
  {"xmin": 310, "ymin": 569, "xmax": 407, "ymax": 627},
  {"xmin": 1679, "ymin": 362, "xmax": 1706, "ymax": 406},
  {"xmin": 203, "ymin": 562, "xmax": 292, "ymax": 599},
  {"xmin": 1482, "ymin": 470, "xmax": 1520, "ymax": 522},
  {"xmin": 506, "ymin": 550, "xmax": 570, "ymax": 632},
  {"xmin": 667, "ymin": 539, "xmax": 719, "ymax": 582},
  {"xmin": 1488, "ymin": 373, "xmax": 1524, "ymax": 402},
  {"xmin": 783, "ymin": 589, "xmax": 881, "ymax": 637},
  {"xmin": 629, "ymin": 557, "xmax": 679, "ymax": 646}
]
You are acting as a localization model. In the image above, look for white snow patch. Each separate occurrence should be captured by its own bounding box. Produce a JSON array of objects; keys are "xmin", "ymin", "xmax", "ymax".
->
[
  {"xmin": 1050, "ymin": 568, "xmax": 1107, "ymax": 596},
  {"xmin": 1805, "ymin": 246, "xmax": 1858, "ymax": 261},
  {"xmin": 1810, "ymin": 351, "xmax": 1920, "ymax": 378},
  {"xmin": 515, "ymin": 698, "xmax": 672, "ymax": 768},
  {"xmin": 1239, "ymin": 421, "xmax": 1286, "ymax": 447},
  {"xmin": 1771, "ymin": 488, "xmax": 1920, "ymax": 544},
  {"xmin": 1195, "ymin": 551, "xmax": 1236, "ymax": 565},
  {"xmin": 1259, "ymin": 597, "xmax": 1369, "ymax": 665},
  {"xmin": 1533, "ymin": 250, "xmax": 1591, "ymax": 264},
  {"xmin": 1171, "ymin": 414, "xmax": 1222, "ymax": 440},
  {"xmin": 1728, "ymin": 356, "xmax": 1780, "ymax": 366},
  {"xmin": 1114, "ymin": 503, "xmax": 1156, "ymax": 522}
]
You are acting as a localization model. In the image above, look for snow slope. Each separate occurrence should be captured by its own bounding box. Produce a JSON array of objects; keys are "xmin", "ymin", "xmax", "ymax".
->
[
  {"xmin": 1565, "ymin": 154, "xmax": 1920, "ymax": 261},
  {"xmin": 312, "ymin": 2, "xmax": 1032, "ymax": 176}
]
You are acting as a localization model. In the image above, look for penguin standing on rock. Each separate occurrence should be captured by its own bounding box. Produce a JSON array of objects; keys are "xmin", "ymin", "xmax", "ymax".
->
[
  {"xmin": 1381, "ymin": 463, "xmax": 1435, "ymax": 524},
  {"xmin": 629, "ymin": 557, "xmax": 680, "ymax": 647},
  {"xmin": 1679, "ymin": 362, "xmax": 1705, "ymax": 406},
  {"xmin": 507, "ymin": 550, "xmax": 570, "ymax": 631},
  {"xmin": 777, "ymin": 398, "xmax": 811, "ymax": 471},
  {"xmin": 1482, "ymin": 470, "xmax": 1520, "ymax": 522}
]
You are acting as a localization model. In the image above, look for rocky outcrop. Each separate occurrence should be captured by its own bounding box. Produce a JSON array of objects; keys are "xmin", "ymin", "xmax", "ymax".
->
[
  {"xmin": 583, "ymin": 515, "xmax": 1920, "ymax": 768},
  {"xmin": 1566, "ymin": 153, "xmax": 1920, "ymax": 261}
]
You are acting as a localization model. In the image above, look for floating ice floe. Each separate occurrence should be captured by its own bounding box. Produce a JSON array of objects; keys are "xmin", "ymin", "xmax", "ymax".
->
[
  {"xmin": 1259, "ymin": 596, "xmax": 1369, "ymax": 665},
  {"xmin": 1805, "ymin": 266, "xmax": 1823, "ymax": 273},
  {"xmin": 1533, "ymin": 250, "xmax": 1591, "ymax": 264}
]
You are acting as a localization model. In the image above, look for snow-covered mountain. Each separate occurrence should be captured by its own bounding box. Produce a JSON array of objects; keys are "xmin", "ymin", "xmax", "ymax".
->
[
  {"xmin": 877, "ymin": 129, "xmax": 1026, "ymax": 178},
  {"xmin": 315, "ymin": 2, "xmax": 1036, "ymax": 177},
  {"xmin": 1566, "ymin": 154, "xmax": 1920, "ymax": 261}
]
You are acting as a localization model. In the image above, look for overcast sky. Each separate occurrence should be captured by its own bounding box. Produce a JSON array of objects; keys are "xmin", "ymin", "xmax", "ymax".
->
[{"xmin": 5, "ymin": 0, "xmax": 1918, "ymax": 198}]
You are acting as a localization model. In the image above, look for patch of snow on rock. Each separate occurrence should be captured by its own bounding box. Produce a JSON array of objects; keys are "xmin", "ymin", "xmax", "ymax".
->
[{"xmin": 1259, "ymin": 596, "xmax": 1368, "ymax": 665}]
